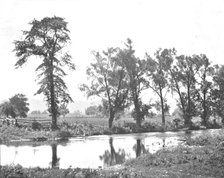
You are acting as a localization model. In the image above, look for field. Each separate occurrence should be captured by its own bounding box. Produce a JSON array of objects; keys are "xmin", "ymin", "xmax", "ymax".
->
[{"xmin": 24, "ymin": 113, "xmax": 176, "ymax": 128}]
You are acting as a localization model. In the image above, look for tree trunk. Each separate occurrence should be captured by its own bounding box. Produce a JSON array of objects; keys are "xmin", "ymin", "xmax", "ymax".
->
[
  {"xmin": 109, "ymin": 138, "xmax": 116, "ymax": 165},
  {"xmin": 50, "ymin": 64, "xmax": 58, "ymax": 131},
  {"xmin": 51, "ymin": 143, "xmax": 58, "ymax": 168},
  {"xmin": 136, "ymin": 139, "xmax": 141, "ymax": 158},
  {"xmin": 134, "ymin": 98, "xmax": 141, "ymax": 129},
  {"xmin": 160, "ymin": 95, "xmax": 165, "ymax": 131},
  {"xmin": 108, "ymin": 109, "xmax": 115, "ymax": 129},
  {"xmin": 202, "ymin": 90, "xmax": 207, "ymax": 126},
  {"xmin": 186, "ymin": 83, "xmax": 192, "ymax": 127}
]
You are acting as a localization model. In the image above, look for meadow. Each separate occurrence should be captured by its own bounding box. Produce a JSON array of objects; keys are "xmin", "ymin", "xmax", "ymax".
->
[{"xmin": 26, "ymin": 113, "xmax": 176, "ymax": 128}]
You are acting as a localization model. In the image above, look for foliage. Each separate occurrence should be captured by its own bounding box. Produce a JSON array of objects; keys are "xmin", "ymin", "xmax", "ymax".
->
[
  {"xmin": 9, "ymin": 94, "xmax": 30, "ymax": 118},
  {"xmin": 85, "ymin": 105, "xmax": 101, "ymax": 116},
  {"xmin": 0, "ymin": 125, "xmax": 51, "ymax": 143},
  {"xmin": 185, "ymin": 130, "xmax": 224, "ymax": 146},
  {"xmin": 211, "ymin": 65, "xmax": 224, "ymax": 123},
  {"xmin": 59, "ymin": 103, "xmax": 69, "ymax": 118},
  {"xmin": 80, "ymin": 47, "xmax": 129, "ymax": 128},
  {"xmin": 0, "ymin": 94, "xmax": 29, "ymax": 118},
  {"xmin": 125, "ymin": 132, "xmax": 224, "ymax": 177},
  {"xmin": 145, "ymin": 48, "xmax": 174, "ymax": 130},
  {"xmin": 196, "ymin": 55, "xmax": 214, "ymax": 126},
  {"xmin": 14, "ymin": 16, "xmax": 75, "ymax": 130},
  {"xmin": 30, "ymin": 110, "xmax": 42, "ymax": 114},
  {"xmin": 55, "ymin": 129, "xmax": 72, "ymax": 140},
  {"xmin": 32, "ymin": 121, "xmax": 42, "ymax": 130},
  {"xmin": 0, "ymin": 101, "xmax": 16, "ymax": 118},
  {"xmin": 120, "ymin": 39, "xmax": 150, "ymax": 128},
  {"xmin": 170, "ymin": 54, "xmax": 203, "ymax": 127},
  {"xmin": 0, "ymin": 165, "xmax": 101, "ymax": 178}
]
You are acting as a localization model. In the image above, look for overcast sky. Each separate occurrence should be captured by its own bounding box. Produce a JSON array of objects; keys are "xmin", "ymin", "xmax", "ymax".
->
[{"xmin": 0, "ymin": 0, "xmax": 224, "ymax": 112}]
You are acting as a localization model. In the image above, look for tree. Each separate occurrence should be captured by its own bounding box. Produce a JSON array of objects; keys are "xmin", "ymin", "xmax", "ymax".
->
[
  {"xmin": 59, "ymin": 103, "xmax": 69, "ymax": 118},
  {"xmin": 9, "ymin": 94, "xmax": 29, "ymax": 118},
  {"xmin": 171, "ymin": 54, "xmax": 202, "ymax": 127},
  {"xmin": 85, "ymin": 105, "xmax": 99, "ymax": 116},
  {"xmin": 0, "ymin": 94, "xmax": 29, "ymax": 119},
  {"xmin": 196, "ymin": 55, "xmax": 214, "ymax": 126},
  {"xmin": 80, "ymin": 47, "xmax": 129, "ymax": 128},
  {"xmin": 145, "ymin": 48, "xmax": 174, "ymax": 130},
  {"xmin": 0, "ymin": 101, "xmax": 15, "ymax": 118},
  {"xmin": 120, "ymin": 39, "xmax": 151, "ymax": 128},
  {"xmin": 153, "ymin": 100, "xmax": 170, "ymax": 115},
  {"xmin": 14, "ymin": 16, "xmax": 75, "ymax": 130},
  {"xmin": 211, "ymin": 65, "xmax": 224, "ymax": 123}
]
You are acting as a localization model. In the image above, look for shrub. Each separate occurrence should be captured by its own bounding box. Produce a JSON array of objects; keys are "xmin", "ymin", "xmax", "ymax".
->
[
  {"xmin": 208, "ymin": 141, "xmax": 224, "ymax": 168},
  {"xmin": 112, "ymin": 126, "xmax": 129, "ymax": 134},
  {"xmin": 123, "ymin": 122, "xmax": 139, "ymax": 133},
  {"xmin": 32, "ymin": 121, "xmax": 42, "ymax": 130},
  {"xmin": 56, "ymin": 130, "xmax": 72, "ymax": 140}
]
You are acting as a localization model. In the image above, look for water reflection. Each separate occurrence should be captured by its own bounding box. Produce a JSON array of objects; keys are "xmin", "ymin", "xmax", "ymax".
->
[
  {"xmin": 133, "ymin": 139, "xmax": 149, "ymax": 158},
  {"xmin": 99, "ymin": 137, "xmax": 127, "ymax": 166},
  {"xmin": 50, "ymin": 143, "xmax": 60, "ymax": 168}
]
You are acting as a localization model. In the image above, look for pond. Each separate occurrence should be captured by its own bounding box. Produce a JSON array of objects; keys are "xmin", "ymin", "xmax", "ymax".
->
[{"xmin": 0, "ymin": 129, "xmax": 222, "ymax": 169}]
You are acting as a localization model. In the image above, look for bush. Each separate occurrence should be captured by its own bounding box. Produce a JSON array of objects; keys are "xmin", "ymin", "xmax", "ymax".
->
[
  {"xmin": 32, "ymin": 121, "xmax": 42, "ymax": 130},
  {"xmin": 207, "ymin": 119, "xmax": 222, "ymax": 129},
  {"xmin": 209, "ymin": 141, "xmax": 224, "ymax": 168},
  {"xmin": 123, "ymin": 122, "xmax": 139, "ymax": 133},
  {"xmin": 142, "ymin": 122, "xmax": 162, "ymax": 132},
  {"xmin": 185, "ymin": 131, "xmax": 224, "ymax": 147},
  {"xmin": 112, "ymin": 125, "xmax": 130, "ymax": 134},
  {"xmin": 56, "ymin": 130, "xmax": 72, "ymax": 140}
]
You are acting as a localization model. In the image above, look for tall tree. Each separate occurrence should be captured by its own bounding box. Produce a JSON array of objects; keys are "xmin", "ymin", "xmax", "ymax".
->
[
  {"xmin": 211, "ymin": 65, "xmax": 224, "ymax": 123},
  {"xmin": 14, "ymin": 17, "xmax": 75, "ymax": 130},
  {"xmin": 173, "ymin": 55, "xmax": 202, "ymax": 127},
  {"xmin": 145, "ymin": 48, "xmax": 174, "ymax": 130},
  {"xmin": 196, "ymin": 55, "xmax": 214, "ymax": 126},
  {"xmin": 120, "ymin": 39, "xmax": 150, "ymax": 129},
  {"xmin": 80, "ymin": 47, "xmax": 129, "ymax": 128}
]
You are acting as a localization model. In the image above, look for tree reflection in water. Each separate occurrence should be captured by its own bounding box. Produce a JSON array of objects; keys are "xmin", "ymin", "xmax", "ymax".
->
[
  {"xmin": 50, "ymin": 143, "xmax": 60, "ymax": 168},
  {"xmin": 99, "ymin": 137, "xmax": 127, "ymax": 167},
  {"xmin": 133, "ymin": 139, "xmax": 149, "ymax": 158}
]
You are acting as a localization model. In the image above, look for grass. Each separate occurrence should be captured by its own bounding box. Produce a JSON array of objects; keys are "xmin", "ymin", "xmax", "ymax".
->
[{"xmin": 122, "ymin": 129, "xmax": 224, "ymax": 177}]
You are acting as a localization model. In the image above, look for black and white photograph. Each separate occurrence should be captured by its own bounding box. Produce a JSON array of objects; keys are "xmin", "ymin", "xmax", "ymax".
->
[{"xmin": 0, "ymin": 0, "xmax": 224, "ymax": 177}]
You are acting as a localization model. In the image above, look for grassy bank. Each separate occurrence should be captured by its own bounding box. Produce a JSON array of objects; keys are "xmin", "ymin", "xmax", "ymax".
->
[
  {"xmin": 1, "ymin": 129, "xmax": 224, "ymax": 177},
  {"xmin": 122, "ymin": 129, "xmax": 224, "ymax": 177},
  {"xmin": 0, "ymin": 115, "xmax": 222, "ymax": 144}
]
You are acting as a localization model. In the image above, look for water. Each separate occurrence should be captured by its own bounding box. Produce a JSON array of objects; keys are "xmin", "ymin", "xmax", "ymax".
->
[{"xmin": 0, "ymin": 129, "xmax": 222, "ymax": 169}]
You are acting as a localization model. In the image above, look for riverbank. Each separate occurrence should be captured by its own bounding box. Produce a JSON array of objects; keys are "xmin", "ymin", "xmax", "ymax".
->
[
  {"xmin": 1, "ymin": 119, "xmax": 221, "ymax": 144},
  {"xmin": 1, "ymin": 129, "xmax": 224, "ymax": 177}
]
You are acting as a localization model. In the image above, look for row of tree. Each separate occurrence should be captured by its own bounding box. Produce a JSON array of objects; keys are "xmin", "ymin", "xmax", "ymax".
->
[
  {"xmin": 80, "ymin": 39, "xmax": 224, "ymax": 129},
  {"xmin": 11, "ymin": 16, "xmax": 224, "ymax": 130}
]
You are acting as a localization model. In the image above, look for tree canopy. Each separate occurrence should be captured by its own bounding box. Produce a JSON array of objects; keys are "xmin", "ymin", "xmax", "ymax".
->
[{"xmin": 0, "ymin": 94, "xmax": 29, "ymax": 118}]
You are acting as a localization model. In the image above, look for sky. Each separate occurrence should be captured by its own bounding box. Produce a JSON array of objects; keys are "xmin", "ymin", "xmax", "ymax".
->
[{"xmin": 0, "ymin": 0, "xmax": 224, "ymax": 112}]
